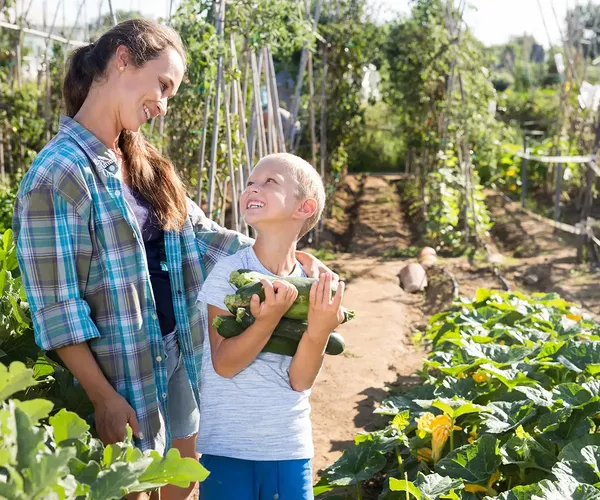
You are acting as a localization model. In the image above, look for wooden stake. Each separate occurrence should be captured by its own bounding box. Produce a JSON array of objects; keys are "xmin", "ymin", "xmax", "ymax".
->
[
  {"xmin": 553, "ymin": 150, "xmax": 563, "ymax": 224},
  {"xmin": 263, "ymin": 48, "xmax": 275, "ymax": 154},
  {"xmin": 207, "ymin": 0, "xmax": 226, "ymax": 219},
  {"xmin": 307, "ymin": 50, "xmax": 317, "ymax": 169},
  {"xmin": 196, "ymin": 80, "xmax": 213, "ymax": 206},
  {"xmin": 520, "ymin": 134, "xmax": 528, "ymax": 207},
  {"xmin": 267, "ymin": 47, "xmax": 286, "ymax": 153},
  {"xmin": 222, "ymin": 79, "xmax": 240, "ymax": 232},
  {"xmin": 0, "ymin": 124, "xmax": 5, "ymax": 183}
]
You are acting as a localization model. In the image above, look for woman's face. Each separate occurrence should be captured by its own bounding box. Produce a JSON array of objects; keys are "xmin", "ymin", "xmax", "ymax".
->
[{"xmin": 116, "ymin": 47, "xmax": 185, "ymax": 132}]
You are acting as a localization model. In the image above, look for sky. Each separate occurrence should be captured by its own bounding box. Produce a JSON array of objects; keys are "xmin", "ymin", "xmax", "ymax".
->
[{"xmin": 20, "ymin": 0, "xmax": 597, "ymax": 49}]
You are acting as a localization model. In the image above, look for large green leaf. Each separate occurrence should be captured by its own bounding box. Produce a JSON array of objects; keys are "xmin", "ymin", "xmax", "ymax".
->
[
  {"xmin": 552, "ymin": 451, "xmax": 600, "ymax": 487},
  {"xmin": 389, "ymin": 478, "xmax": 422, "ymax": 498},
  {"xmin": 559, "ymin": 435, "xmax": 600, "ymax": 462},
  {"xmin": 13, "ymin": 404, "xmax": 45, "ymax": 471},
  {"xmin": 479, "ymin": 364, "xmax": 537, "ymax": 389},
  {"xmin": 555, "ymin": 341, "xmax": 600, "ymax": 375},
  {"xmin": 376, "ymin": 395, "xmax": 427, "ymax": 416},
  {"xmin": 0, "ymin": 362, "xmax": 38, "ymax": 401},
  {"xmin": 490, "ymin": 483, "xmax": 543, "ymax": 500},
  {"xmin": 500, "ymin": 426, "xmax": 557, "ymax": 471},
  {"xmin": 24, "ymin": 447, "xmax": 76, "ymax": 499},
  {"xmin": 436, "ymin": 435, "xmax": 501, "ymax": 483},
  {"xmin": 49, "ymin": 409, "xmax": 90, "ymax": 445},
  {"xmin": 88, "ymin": 459, "xmax": 153, "ymax": 500},
  {"xmin": 482, "ymin": 401, "xmax": 536, "ymax": 434},
  {"xmin": 13, "ymin": 399, "xmax": 53, "ymax": 425},
  {"xmin": 534, "ymin": 479, "xmax": 600, "ymax": 499},
  {"xmin": 431, "ymin": 398, "xmax": 488, "ymax": 421},
  {"xmin": 131, "ymin": 448, "xmax": 210, "ymax": 491},
  {"xmin": 414, "ymin": 472, "xmax": 464, "ymax": 499},
  {"xmin": 553, "ymin": 384, "xmax": 597, "ymax": 409},
  {"xmin": 514, "ymin": 385, "xmax": 554, "ymax": 408},
  {"xmin": 322, "ymin": 441, "xmax": 387, "ymax": 487}
]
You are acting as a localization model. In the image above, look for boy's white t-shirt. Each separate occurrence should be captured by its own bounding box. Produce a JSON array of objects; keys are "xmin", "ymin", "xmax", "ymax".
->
[{"xmin": 195, "ymin": 246, "xmax": 313, "ymax": 461}]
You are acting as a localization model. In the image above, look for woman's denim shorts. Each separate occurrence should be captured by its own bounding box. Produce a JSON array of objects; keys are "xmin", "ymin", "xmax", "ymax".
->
[{"xmin": 164, "ymin": 330, "xmax": 200, "ymax": 440}]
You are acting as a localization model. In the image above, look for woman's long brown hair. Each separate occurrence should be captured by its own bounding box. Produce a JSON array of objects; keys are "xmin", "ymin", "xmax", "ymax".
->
[{"xmin": 63, "ymin": 19, "xmax": 189, "ymax": 231}]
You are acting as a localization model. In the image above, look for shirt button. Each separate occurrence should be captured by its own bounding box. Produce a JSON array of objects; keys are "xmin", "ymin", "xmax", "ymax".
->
[
  {"xmin": 177, "ymin": 290, "xmax": 183, "ymax": 295},
  {"xmin": 151, "ymin": 313, "xmax": 157, "ymax": 320},
  {"xmin": 273, "ymin": 495, "xmax": 279, "ymax": 500},
  {"xmin": 138, "ymin": 432, "xmax": 144, "ymax": 440},
  {"xmin": 156, "ymin": 355, "xmax": 163, "ymax": 362},
  {"xmin": 162, "ymin": 393, "xmax": 167, "ymax": 399},
  {"xmin": 114, "ymin": 189, "xmax": 120, "ymax": 196}
]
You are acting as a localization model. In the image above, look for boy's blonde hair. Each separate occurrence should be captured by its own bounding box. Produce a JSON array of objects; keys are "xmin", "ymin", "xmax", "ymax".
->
[{"xmin": 255, "ymin": 153, "xmax": 325, "ymax": 238}]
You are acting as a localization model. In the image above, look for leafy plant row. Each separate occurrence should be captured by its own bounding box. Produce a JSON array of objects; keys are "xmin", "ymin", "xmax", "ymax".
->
[{"xmin": 315, "ymin": 289, "xmax": 600, "ymax": 499}]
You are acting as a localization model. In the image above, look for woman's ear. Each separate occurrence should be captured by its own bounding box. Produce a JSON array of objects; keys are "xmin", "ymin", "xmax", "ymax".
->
[
  {"xmin": 295, "ymin": 198, "xmax": 318, "ymax": 222},
  {"xmin": 114, "ymin": 45, "xmax": 132, "ymax": 72}
]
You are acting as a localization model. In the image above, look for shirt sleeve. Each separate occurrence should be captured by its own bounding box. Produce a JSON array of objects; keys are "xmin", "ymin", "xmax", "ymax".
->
[
  {"xmin": 14, "ymin": 187, "xmax": 101, "ymax": 351},
  {"xmin": 196, "ymin": 258, "xmax": 238, "ymax": 312},
  {"xmin": 187, "ymin": 198, "xmax": 254, "ymax": 275}
]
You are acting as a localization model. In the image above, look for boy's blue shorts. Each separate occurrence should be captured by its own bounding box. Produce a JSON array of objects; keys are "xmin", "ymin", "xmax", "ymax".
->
[{"xmin": 199, "ymin": 454, "xmax": 314, "ymax": 500}]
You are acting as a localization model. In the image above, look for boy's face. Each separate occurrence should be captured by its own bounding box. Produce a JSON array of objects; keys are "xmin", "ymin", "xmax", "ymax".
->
[{"xmin": 240, "ymin": 160, "xmax": 303, "ymax": 230}]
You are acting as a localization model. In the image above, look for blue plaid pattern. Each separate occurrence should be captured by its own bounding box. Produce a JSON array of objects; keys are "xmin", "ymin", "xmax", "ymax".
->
[{"xmin": 13, "ymin": 115, "xmax": 251, "ymax": 452}]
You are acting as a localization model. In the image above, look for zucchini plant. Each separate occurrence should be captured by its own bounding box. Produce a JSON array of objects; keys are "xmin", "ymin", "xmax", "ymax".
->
[{"xmin": 315, "ymin": 289, "xmax": 600, "ymax": 499}]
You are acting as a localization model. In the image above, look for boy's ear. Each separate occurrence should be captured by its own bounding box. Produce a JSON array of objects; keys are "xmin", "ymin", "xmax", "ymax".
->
[{"xmin": 295, "ymin": 198, "xmax": 318, "ymax": 221}]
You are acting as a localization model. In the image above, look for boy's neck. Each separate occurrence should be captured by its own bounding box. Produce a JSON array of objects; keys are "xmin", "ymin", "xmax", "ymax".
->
[{"xmin": 253, "ymin": 229, "xmax": 299, "ymax": 277}]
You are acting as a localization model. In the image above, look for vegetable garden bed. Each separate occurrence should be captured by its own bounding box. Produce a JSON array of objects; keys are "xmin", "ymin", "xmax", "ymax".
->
[{"xmin": 315, "ymin": 289, "xmax": 600, "ymax": 499}]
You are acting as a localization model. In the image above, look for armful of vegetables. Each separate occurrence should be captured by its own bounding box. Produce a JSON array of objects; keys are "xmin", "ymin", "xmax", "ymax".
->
[{"xmin": 212, "ymin": 270, "xmax": 355, "ymax": 357}]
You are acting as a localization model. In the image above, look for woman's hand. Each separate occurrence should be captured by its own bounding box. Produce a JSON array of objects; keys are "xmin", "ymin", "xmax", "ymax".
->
[
  {"xmin": 295, "ymin": 251, "xmax": 339, "ymax": 282},
  {"xmin": 250, "ymin": 279, "xmax": 298, "ymax": 327},
  {"xmin": 93, "ymin": 392, "xmax": 141, "ymax": 445}
]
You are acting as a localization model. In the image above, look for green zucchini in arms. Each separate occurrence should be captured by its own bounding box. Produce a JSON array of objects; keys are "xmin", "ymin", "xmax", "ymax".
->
[
  {"xmin": 225, "ymin": 275, "xmax": 355, "ymax": 323},
  {"xmin": 230, "ymin": 269, "xmax": 340, "ymax": 292},
  {"xmin": 213, "ymin": 315, "xmax": 346, "ymax": 356}
]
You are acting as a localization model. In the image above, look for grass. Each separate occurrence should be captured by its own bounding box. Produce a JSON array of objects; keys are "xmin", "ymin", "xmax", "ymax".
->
[{"xmin": 306, "ymin": 247, "xmax": 339, "ymax": 262}]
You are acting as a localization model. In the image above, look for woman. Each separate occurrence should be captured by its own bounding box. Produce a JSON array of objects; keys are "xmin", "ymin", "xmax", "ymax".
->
[{"xmin": 13, "ymin": 19, "xmax": 331, "ymax": 500}]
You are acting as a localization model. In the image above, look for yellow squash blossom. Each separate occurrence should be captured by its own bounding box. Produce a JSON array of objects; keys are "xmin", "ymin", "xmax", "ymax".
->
[
  {"xmin": 456, "ymin": 372, "xmax": 468, "ymax": 379},
  {"xmin": 567, "ymin": 313, "xmax": 582, "ymax": 322},
  {"xmin": 468, "ymin": 430, "xmax": 478, "ymax": 444},
  {"xmin": 472, "ymin": 371, "xmax": 488, "ymax": 384},
  {"xmin": 430, "ymin": 415, "xmax": 461, "ymax": 461},
  {"xmin": 417, "ymin": 412, "xmax": 435, "ymax": 434},
  {"xmin": 465, "ymin": 470, "xmax": 501, "ymax": 495},
  {"xmin": 506, "ymin": 169, "xmax": 517, "ymax": 176}
]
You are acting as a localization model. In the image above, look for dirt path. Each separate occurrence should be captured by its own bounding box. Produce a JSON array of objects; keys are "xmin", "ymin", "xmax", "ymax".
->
[{"xmin": 310, "ymin": 175, "xmax": 426, "ymax": 476}]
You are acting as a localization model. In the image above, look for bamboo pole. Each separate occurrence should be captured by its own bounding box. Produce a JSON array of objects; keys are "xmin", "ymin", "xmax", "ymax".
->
[
  {"xmin": 307, "ymin": 50, "xmax": 317, "ymax": 169},
  {"xmin": 267, "ymin": 47, "xmax": 286, "ymax": 153},
  {"xmin": 222, "ymin": 79, "xmax": 240, "ymax": 232},
  {"xmin": 207, "ymin": 0, "xmax": 226, "ymax": 219},
  {"xmin": 230, "ymin": 38, "xmax": 252, "ymax": 187},
  {"xmin": 520, "ymin": 135, "xmax": 528, "ymax": 207},
  {"xmin": 553, "ymin": 151, "xmax": 563, "ymax": 224},
  {"xmin": 196, "ymin": 81, "xmax": 213, "ymax": 206},
  {"xmin": 263, "ymin": 48, "xmax": 275, "ymax": 154},
  {"xmin": 319, "ymin": 40, "xmax": 329, "ymax": 185},
  {"xmin": 289, "ymin": 0, "xmax": 324, "ymax": 149}
]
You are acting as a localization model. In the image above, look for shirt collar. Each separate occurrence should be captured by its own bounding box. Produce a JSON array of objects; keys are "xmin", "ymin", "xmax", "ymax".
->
[{"xmin": 58, "ymin": 115, "xmax": 120, "ymax": 174}]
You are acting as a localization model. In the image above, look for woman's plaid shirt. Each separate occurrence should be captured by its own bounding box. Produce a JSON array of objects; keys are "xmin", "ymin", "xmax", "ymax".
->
[{"xmin": 13, "ymin": 116, "xmax": 251, "ymax": 452}]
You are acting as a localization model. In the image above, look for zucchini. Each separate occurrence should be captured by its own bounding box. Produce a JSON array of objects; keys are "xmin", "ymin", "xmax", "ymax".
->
[
  {"xmin": 224, "ymin": 280, "xmax": 355, "ymax": 323},
  {"xmin": 213, "ymin": 314, "xmax": 345, "ymax": 356},
  {"xmin": 230, "ymin": 269, "xmax": 340, "ymax": 293}
]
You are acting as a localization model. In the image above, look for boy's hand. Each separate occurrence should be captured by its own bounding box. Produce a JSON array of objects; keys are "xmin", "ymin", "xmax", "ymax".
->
[
  {"xmin": 250, "ymin": 279, "xmax": 298, "ymax": 327},
  {"xmin": 307, "ymin": 273, "xmax": 345, "ymax": 341}
]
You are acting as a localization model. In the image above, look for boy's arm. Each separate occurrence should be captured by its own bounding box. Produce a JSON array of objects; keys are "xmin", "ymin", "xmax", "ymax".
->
[
  {"xmin": 289, "ymin": 273, "xmax": 345, "ymax": 392},
  {"xmin": 208, "ymin": 279, "xmax": 298, "ymax": 378}
]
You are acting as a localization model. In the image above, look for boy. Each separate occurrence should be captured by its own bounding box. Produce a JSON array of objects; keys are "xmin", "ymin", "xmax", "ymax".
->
[{"xmin": 196, "ymin": 153, "xmax": 346, "ymax": 499}]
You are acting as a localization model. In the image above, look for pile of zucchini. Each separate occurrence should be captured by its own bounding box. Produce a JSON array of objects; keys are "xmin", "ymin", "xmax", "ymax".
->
[{"xmin": 212, "ymin": 269, "xmax": 355, "ymax": 357}]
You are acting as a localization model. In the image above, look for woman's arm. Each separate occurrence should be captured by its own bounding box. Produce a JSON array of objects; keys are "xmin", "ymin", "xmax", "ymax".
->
[
  {"xmin": 208, "ymin": 280, "xmax": 297, "ymax": 378},
  {"xmin": 15, "ymin": 188, "xmax": 139, "ymax": 444}
]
